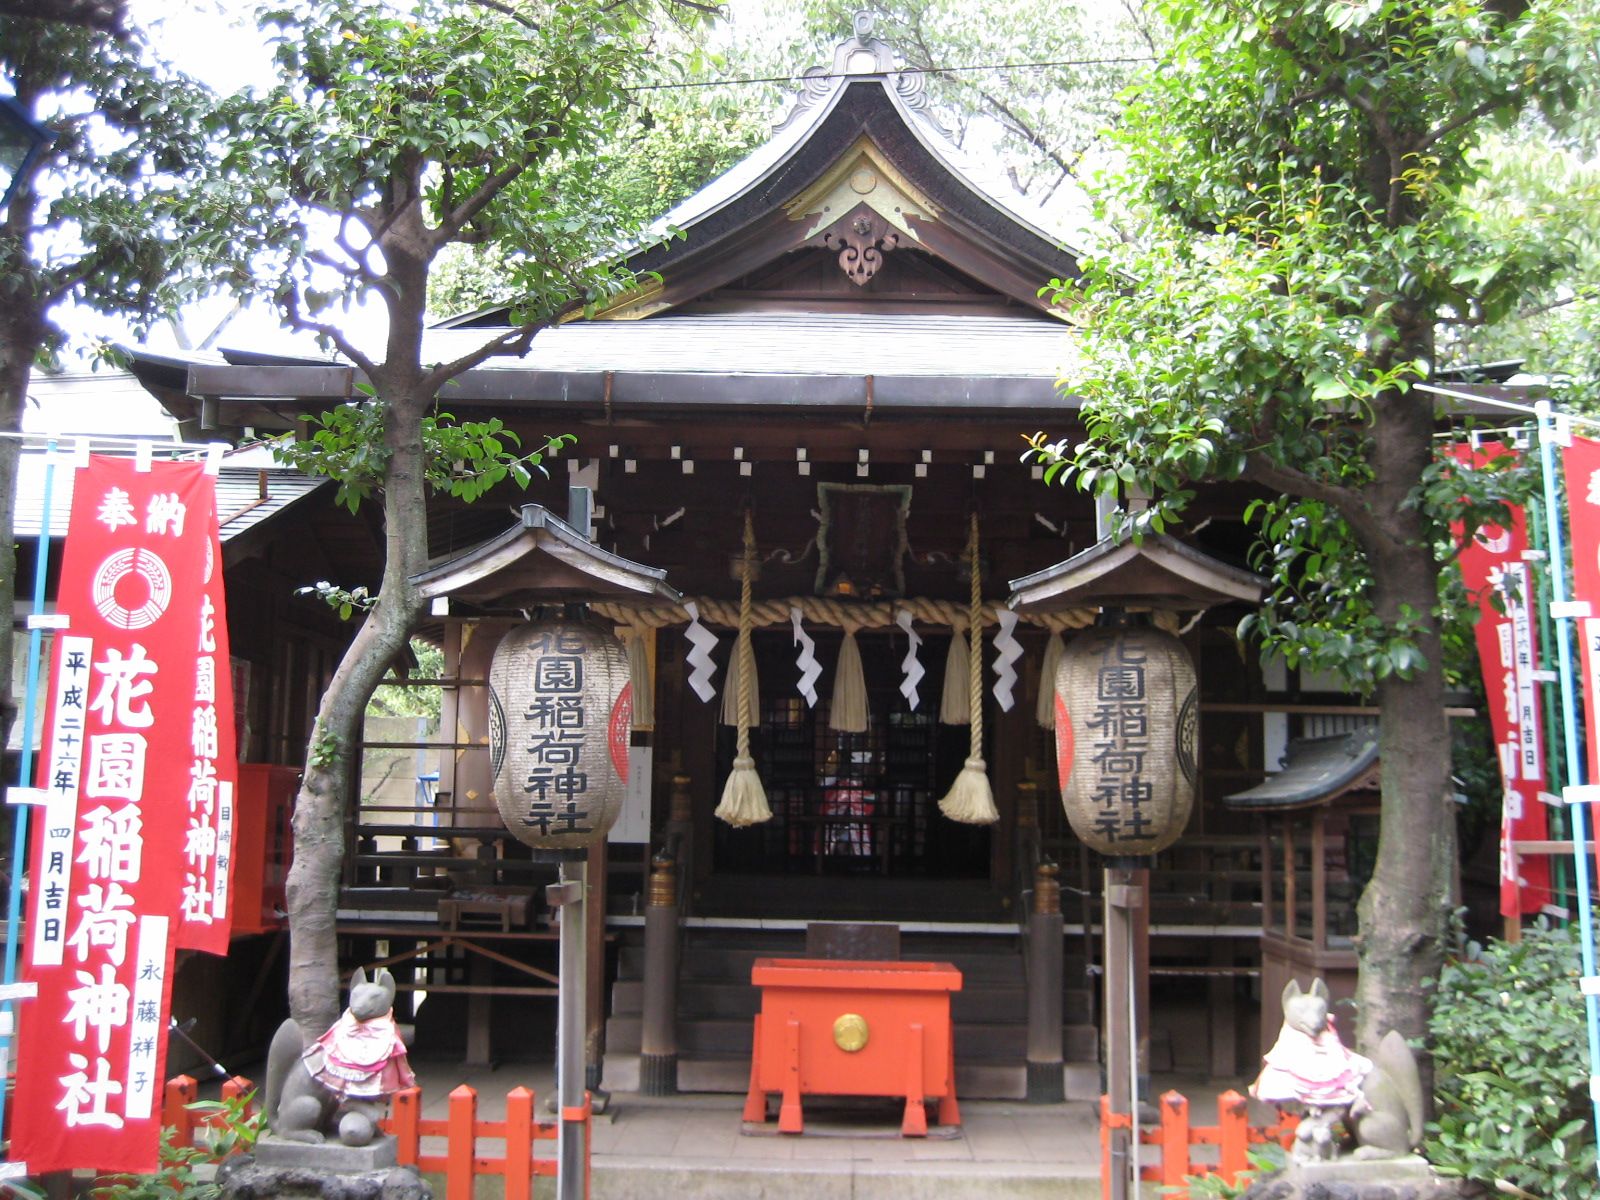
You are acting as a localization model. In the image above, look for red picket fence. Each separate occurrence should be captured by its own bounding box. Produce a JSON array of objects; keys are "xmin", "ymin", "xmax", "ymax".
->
[
  {"xmin": 163, "ymin": 1075, "xmax": 589, "ymax": 1200},
  {"xmin": 1099, "ymin": 1089, "xmax": 1299, "ymax": 1199},
  {"xmin": 387, "ymin": 1084, "xmax": 589, "ymax": 1200}
]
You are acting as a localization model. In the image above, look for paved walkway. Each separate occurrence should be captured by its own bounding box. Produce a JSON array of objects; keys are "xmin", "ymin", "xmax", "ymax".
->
[{"xmin": 400, "ymin": 1060, "xmax": 1252, "ymax": 1199}]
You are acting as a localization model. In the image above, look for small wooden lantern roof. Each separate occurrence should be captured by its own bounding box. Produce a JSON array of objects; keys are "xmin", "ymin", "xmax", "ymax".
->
[
  {"xmin": 1222, "ymin": 730, "xmax": 1380, "ymax": 812},
  {"xmin": 411, "ymin": 503, "xmax": 680, "ymax": 611},
  {"xmin": 1006, "ymin": 533, "xmax": 1264, "ymax": 613}
]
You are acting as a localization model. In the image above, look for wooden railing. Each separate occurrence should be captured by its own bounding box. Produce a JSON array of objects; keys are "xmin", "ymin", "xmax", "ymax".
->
[
  {"xmin": 1099, "ymin": 1089, "xmax": 1298, "ymax": 1199},
  {"xmin": 162, "ymin": 1075, "xmax": 589, "ymax": 1200}
]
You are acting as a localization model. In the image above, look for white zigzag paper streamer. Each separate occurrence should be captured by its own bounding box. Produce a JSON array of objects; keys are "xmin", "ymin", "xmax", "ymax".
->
[
  {"xmin": 991, "ymin": 608, "xmax": 1022, "ymax": 712},
  {"xmin": 791, "ymin": 605, "xmax": 821, "ymax": 707},
  {"xmin": 895, "ymin": 608, "xmax": 925, "ymax": 710},
  {"xmin": 683, "ymin": 600, "xmax": 720, "ymax": 703}
]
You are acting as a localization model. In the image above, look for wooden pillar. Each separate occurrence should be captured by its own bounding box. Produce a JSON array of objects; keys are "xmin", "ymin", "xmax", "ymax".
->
[
  {"xmin": 640, "ymin": 850, "xmax": 680, "ymax": 1095},
  {"xmin": 1104, "ymin": 863, "xmax": 1145, "ymax": 1200},
  {"xmin": 1025, "ymin": 861, "xmax": 1064, "ymax": 1102},
  {"xmin": 585, "ymin": 838, "xmax": 608, "ymax": 1092},
  {"xmin": 666, "ymin": 773, "xmax": 695, "ymax": 916}
]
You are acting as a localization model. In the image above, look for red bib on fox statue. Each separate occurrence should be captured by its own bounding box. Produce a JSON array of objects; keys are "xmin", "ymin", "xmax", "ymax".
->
[{"xmin": 304, "ymin": 1008, "xmax": 415, "ymax": 1101}]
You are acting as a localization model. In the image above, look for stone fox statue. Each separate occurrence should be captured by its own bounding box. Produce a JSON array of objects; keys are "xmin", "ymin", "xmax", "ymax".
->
[
  {"xmin": 1251, "ymin": 978, "xmax": 1425, "ymax": 1161},
  {"xmin": 264, "ymin": 967, "xmax": 416, "ymax": 1146}
]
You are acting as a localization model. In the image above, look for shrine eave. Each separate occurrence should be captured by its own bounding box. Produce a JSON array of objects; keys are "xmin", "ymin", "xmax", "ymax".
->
[
  {"xmin": 1006, "ymin": 533, "xmax": 1264, "ymax": 613},
  {"xmin": 177, "ymin": 362, "xmax": 1075, "ymax": 415},
  {"xmin": 1222, "ymin": 730, "xmax": 1380, "ymax": 811},
  {"xmin": 412, "ymin": 504, "xmax": 680, "ymax": 610}
]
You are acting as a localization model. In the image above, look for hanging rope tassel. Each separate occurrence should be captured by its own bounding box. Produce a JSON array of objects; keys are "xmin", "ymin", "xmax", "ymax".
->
[
  {"xmin": 939, "ymin": 512, "xmax": 998, "ymax": 825},
  {"xmin": 1036, "ymin": 630, "xmax": 1065, "ymax": 730},
  {"xmin": 716, "ymin": 509, "xmax": 771, "ymax": 827},
  {"xmin": 830, "ymin": 625, "xmax": 869, "ymax": 732},
  {"xmin": 939, "ymin": 618, "xmax": 970, "ymax": 725}
]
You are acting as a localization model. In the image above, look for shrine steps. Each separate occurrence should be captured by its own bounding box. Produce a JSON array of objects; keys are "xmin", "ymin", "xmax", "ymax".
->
[{"xmin": 601, "ymin": 926, "xmax": 1101, "ymax": 1101}]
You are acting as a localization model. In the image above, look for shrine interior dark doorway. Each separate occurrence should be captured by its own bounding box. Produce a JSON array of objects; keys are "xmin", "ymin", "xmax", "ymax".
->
[{"xmin": 710, "ymin": 629, "xmax": 991, "ymax": 888}]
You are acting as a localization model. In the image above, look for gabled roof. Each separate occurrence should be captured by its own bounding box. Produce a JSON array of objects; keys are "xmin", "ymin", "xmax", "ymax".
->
[
  {"xmin": 141, "ymin": 18, "xmax": 1087, "ymax": 422},
  {"xmin": 412, "ymin": 504, "xmax": 680, "ymax": 611},
  {"xmin": 1223, "ymin": 730, "xmax": 1381, "ymax": 811},
  {"xmin": 1007, "ymin": 534, "xmax": 1265, "ymax": 612}
]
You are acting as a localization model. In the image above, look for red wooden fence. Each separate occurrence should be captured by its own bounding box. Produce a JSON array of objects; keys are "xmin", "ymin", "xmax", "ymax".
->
[
  {"xmin": 162, "ymin": 1074, "xmax": 589, "ymax": 1200},
  {"xmin": 1099, "ymin": 1089, "xmax": 1299, "ymax": 1199}
]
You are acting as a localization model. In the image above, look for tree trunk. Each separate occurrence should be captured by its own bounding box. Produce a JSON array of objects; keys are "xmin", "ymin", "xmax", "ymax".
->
[
  {"xmin": 1353, "ymin": 379, "xmax": 1456, "ymax": 1069},
  {"xmin": 283, "ymin": 391, "xmax": 431, "ymax": 1033}
]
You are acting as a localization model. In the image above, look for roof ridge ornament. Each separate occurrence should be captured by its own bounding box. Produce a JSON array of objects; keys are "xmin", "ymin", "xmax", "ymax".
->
[{"xmin": 773, "ymin": 10, "xmax": 946, "ymax": 135}]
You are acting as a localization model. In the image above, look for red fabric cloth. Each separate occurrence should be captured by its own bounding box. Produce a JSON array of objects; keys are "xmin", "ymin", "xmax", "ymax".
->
[{"xmin": 304, "ymin": 1009, "xmax": 415, "ymax": 1100}]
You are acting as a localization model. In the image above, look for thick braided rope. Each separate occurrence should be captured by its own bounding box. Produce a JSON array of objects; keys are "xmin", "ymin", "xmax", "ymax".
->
[
  {"xmin": 595, "ymin": 596, "xmax": 1099, "ymax": 633},
  {"xmin": 735, "ymin": 510, "xmax": 755, "ymax": 758},
  {"xmin": 965, "ymin": 513, "xmax": 983, "ymax": 760}
]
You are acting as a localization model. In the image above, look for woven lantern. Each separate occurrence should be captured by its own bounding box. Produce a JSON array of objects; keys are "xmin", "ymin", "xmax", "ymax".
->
[
  {"xmin": 488, "ymin": 617, "xmax": 632, "ymax": 854},
  {"xmin": 1053, "ymin": 620, "xmax": 1197, "ymax": 856}
]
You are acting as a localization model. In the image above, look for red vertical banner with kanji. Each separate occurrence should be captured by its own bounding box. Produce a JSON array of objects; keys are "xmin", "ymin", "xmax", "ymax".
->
[
  {"xmin": 1560, "ymin": 435, "xmax": 1600, "ymax": 877},
  {"xmin": 175, "ymin": 523, "xmax": 240, "ymax": 954},
  {"xmin": 1453, "ymin": 444, "xmax": 1552, "ymax": 919},
  {"xmin": 12, "ymin": 455, "xmax": 233, "ymax": 1173}
]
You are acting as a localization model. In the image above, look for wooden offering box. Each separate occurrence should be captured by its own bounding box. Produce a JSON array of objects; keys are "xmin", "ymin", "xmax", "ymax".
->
[{"xmin": 742, "ymin": 958, "xmax": 962, "ymax": 1136}]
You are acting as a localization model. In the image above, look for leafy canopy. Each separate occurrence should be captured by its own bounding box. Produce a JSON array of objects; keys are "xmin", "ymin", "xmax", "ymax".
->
[
  {"xmin": 1028, "ymin": 0, "xmax": 1595, "ymax": 691},
  {"xmin": 201, "ymin": 0, "xmax": 659, "ymax": 366},
  {"xmin": 0, "ymin": 14, "xmax": 217, "ymax": 358}
]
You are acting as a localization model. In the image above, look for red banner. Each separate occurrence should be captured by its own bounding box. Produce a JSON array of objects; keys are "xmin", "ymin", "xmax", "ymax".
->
[
  {"xmin": 175, "ymin": 524, "xmax": 240, "ymax": 954},
  {"xmin": 13, "ymin": 455, "xmax": 235, "ymax": 1174},
  {"xmin": 1452, "ymin": 444, "xmax": 1552, "ymax": 919},
  {"xmin": 1560, "ymin": 436, "xmax": 1600, "ymax": 884}
]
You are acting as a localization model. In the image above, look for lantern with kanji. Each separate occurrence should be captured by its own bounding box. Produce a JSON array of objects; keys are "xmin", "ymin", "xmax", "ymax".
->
[
  {"xmin": 488, "ymin": 617, "xmax": 633, "ymax": 854},
  {"xmin": 1053, "ymin": 619, "xmax": 1197, "ymax": 856}
]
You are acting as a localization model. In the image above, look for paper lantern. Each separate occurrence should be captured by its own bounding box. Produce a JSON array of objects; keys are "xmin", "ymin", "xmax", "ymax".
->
[
  {"xmin": 488, "ymin": 618, "xmax": 632, "ymax": 854},
  {"xmin": 1053, "ymin": 622, "xmax": 1197, "ymax": 856}
]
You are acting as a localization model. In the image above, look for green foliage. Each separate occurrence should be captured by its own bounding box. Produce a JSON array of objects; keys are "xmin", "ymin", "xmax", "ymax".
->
[
  {"xmin": 93, "ymin": 1090, "xmax": 261, "ymax": 1200},
  {"xmin": 368, "ymin": 639, "xmax": 445, "ymax": 720},
  {"xmin": 1023, "ymin": 0, "xmax": 1594, "ymax": 691},
  {"xmin": 0, "ymin": 13, "xmax": 219, "ymax": 356},
  {"xmin": 198, "ymin": 0, "xmax": 667, "ymax": 351},
  {"xmin": 272, "ymin": 403, "xmax": 573, "ymax": 513},
  {"xmin": 1168, "ymin": 1143, "xmax": 1286, "ymax": 1199},
  {"xmin": 1427, "ymin": 923, "xmax": 1596, "ymax": 1199}
]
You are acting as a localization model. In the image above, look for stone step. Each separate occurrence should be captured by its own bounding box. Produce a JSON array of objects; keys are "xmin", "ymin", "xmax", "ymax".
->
[{"xmin": 601, "ymin": 1052, "xmax": 1103, "ymax": 1106}]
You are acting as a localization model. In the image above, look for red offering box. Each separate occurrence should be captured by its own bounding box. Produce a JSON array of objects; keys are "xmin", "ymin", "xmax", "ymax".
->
[{"xmin": 743, "ymin": 957, "xmax": 962, "ymax": 1136}]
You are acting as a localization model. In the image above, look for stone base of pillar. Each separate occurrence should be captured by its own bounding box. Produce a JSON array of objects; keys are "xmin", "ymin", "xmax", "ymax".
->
[
  {"xmin": 1026, "ymin": 1059, "xmax": 1065, "ymax": 1104},
  {"xmin": 639, "ymin": 1052, "xmax": 678, "ymax": 1096}
]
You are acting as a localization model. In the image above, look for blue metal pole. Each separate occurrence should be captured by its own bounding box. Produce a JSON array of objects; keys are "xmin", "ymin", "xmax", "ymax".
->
[
  {"xmin": 1534, "ymin": 401, "xmax": 1600, "ymax": 1176},
  {"xmin": 0, "ymin": 440, "xmax": 60, "ymax": 1158}
]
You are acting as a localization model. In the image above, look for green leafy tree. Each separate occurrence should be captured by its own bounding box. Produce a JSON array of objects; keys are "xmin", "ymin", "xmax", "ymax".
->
[
  {"xmin": 1027, "ymin": 0, "xmax": 1596, "ymax": 1056},
  {"xmin": 199, "ymin": 0, "xmax": 678, "ymax": 1030},
  {"xmin": 0, "ymin": 15, "xmax": 214, "ymax": 752},
  {"xmin": 1428, "ymin": 923, "xmax": 1595, "ymax": 1197}
]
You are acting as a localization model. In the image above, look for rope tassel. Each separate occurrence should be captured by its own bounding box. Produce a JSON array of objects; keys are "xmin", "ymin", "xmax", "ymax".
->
[
  {"xmin": 715, "ymin": 509, "xmax": 771, "ymax": 827},
  {"xmin": 939, "ymin": 513, "xmax": 998, "ymax": 825}
]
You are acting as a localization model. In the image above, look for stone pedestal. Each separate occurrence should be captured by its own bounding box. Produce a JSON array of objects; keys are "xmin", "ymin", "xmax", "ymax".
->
[
  {"xmin": 1244, "ymin": 1157, "xmax": 1468, "ymax": 1200},
  {"xmin": 253, "ymin": 1134, "xmax": 399, "ymax": 1171},
  {"xmin": 217, "ymin": 1153, "xmax": 430, "ymax": 1200}
]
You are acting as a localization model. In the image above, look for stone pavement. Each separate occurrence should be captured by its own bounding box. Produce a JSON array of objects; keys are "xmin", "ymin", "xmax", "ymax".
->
[{"xmin": 405, "ymin": 1060, "xmax": 1154, "ymax": 1199}]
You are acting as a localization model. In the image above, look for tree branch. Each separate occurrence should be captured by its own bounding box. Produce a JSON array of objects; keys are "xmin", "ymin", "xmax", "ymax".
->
[
  {"xmin": 430, "ymin": 160, "xmax": 528, "ymax": 251},
  {"xmin": 40, "ymin": 248, "xmax": 113, "ymax": 307},
  {"xmin": 1241, "ymin": 451, "xmax": 1400, "ymax": 554},
  {"xmin": 417, "ymin": 305, "xmax": 576, "ymax": 397},
  {"xmin": 281, "ymin": 283, "xmax": 383, "ymax": 381}
]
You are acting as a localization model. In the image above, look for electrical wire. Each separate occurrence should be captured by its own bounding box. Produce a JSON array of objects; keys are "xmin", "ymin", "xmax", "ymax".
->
[{"xmin": 626, "ymin": 54, "xmax": 1157, "ymax": 93}]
